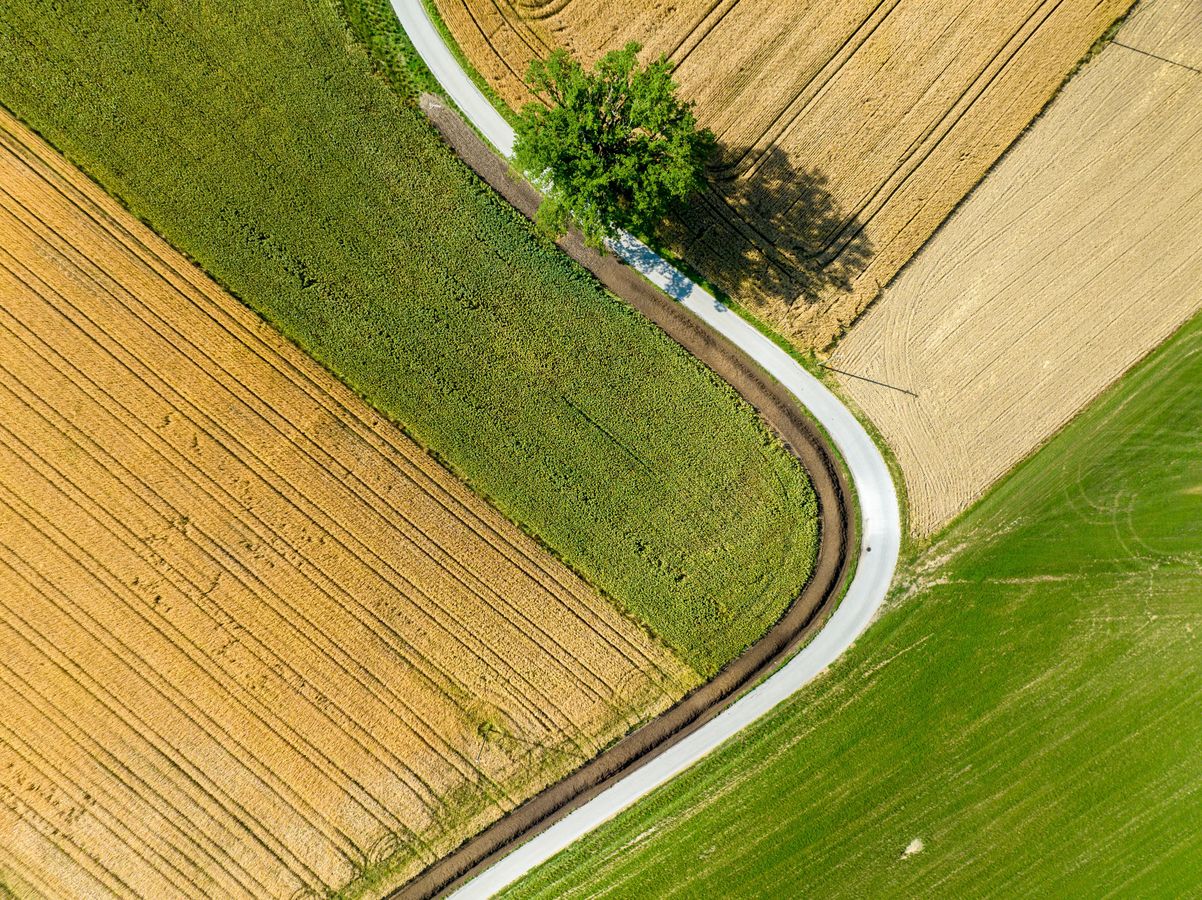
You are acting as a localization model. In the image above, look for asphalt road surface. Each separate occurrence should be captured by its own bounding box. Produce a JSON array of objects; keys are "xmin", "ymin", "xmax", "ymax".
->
[{"xmin": 388, "ymin": 2, "xmax": 903, "ymax": 893}]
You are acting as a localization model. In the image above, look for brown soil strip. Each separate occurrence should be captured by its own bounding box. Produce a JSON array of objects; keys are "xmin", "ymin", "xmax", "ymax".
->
[{"xmin": 396, "ymin": 95, "xmax": 856, "ymax": 899}]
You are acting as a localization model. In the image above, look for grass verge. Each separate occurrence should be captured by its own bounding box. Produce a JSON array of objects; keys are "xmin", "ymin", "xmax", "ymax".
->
[
  {"xmin": 631, "ymin": 230, "xmax": 912, "ymax": 550},
  {"xmin": 339, "ymin": 0, "xmax": 442, "ymax": 96},
  {"xmin": 414, "ymin": 0, "xmax": 525, "ymax": 127}
]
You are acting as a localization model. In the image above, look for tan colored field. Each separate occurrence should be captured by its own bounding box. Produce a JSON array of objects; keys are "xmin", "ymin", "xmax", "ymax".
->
[
  {"xmin": 433, "ymin": 0, "xmax": 1132, "ymax": 346},
  {"xmin": 0, "ymin": 109, "xmax": 695, "ymax": 899},
  {"xmin": 831, "ymin": 0, "xmax": 1202, "ymax": 536}
]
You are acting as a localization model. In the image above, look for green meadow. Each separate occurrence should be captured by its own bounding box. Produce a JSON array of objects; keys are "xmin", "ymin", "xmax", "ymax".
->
[
  {"xmin": 506, "ymin": 311, "xmax": 1202, "ymax": 896},
  {"xmin": 0, "ymin": 0, "xmax": 818, "ymax": 676}
]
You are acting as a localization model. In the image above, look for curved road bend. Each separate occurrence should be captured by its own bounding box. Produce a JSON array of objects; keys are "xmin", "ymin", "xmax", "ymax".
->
[{"xmin": 389, "ymin": 1, "xmax": 903, "ymax": 894}]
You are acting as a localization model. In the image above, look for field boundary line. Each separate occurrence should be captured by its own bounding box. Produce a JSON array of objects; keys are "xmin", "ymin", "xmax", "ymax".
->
[
  {"xmin": 0, "ymin": 139, "xmax": 656, "ymax": 750},
  {"xmin": 0, "ymin": 119, "xmax": 676, "ymax": 697},
  {"xmin": 1111, "ymin": 39, "xmax": 1202, "ymax": 74},
  {"xmin": 384, "ymin": 1, "xmax": 901, "ymax": 895},
  {"xmin": 0, "ymin": 232, "xmax": 504, "ymax": 808}
]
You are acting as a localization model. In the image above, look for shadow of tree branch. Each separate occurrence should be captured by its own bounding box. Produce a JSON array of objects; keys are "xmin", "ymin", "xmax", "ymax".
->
[{"xmin": 659, "ymin": 142, "xmax": 874, "ymax": 314}]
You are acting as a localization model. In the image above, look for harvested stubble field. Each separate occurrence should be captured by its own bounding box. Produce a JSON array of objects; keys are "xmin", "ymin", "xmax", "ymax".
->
[
  {"xmin": 431, "ymin": 0, "xmax": 1133, "ymax": 346},
  {"xmin": 0, "ymin": 111, "xmax": 699, "ymax": 898},
  {"xmin": 832, "ymin": 0, "xmax": 1202, "ymax": 536},
  {"xmin": 505, "ymin": 165, "xmax": 1202, "ymax": 900},
  {"xmin": 0, "ymin": 0, "xmax": 819, "ymax": 678}
]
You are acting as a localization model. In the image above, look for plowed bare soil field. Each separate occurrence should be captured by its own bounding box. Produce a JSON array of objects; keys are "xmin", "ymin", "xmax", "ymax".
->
[
  {"xmin": 0, "ymin": 110, "xmax": 696, "ymax": 899},
  {"xmin": 831, "ymin": 0, "xmax": 1202, "ymax": 536},
  {"xmin": 432, "ymin": 0, "xmax": 1132, "ymax": 346}
]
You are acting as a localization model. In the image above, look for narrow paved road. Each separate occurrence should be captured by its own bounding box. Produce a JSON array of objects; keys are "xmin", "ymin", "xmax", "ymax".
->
[{"xmin": 390, "ymin": 2, "xmax": 903, "ymax": 894}]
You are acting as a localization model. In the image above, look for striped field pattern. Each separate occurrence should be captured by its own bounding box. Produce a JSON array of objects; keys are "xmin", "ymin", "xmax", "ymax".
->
[
  {"xmin": 428, "ymin": 0, "xmax": 1133, "ymax": 346},
  {"xmin": 831, "ymin": 0, "xmax": 1202, "ymax": 534},
  {"xmin": 0, "ymin": 110, "xmax": 696, "ymax": 899}
]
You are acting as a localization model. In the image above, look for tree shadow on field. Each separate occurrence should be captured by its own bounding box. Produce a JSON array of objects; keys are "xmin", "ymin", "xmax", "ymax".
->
[{"xmin": 663, "ymin": 143, "xmax": 874, "ymax": 311}]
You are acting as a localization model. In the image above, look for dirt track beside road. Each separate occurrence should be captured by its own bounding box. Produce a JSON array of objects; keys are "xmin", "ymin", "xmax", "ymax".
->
[{"xmin": 402, "ymin": 94, "xmax": 856, "ymax": 900}]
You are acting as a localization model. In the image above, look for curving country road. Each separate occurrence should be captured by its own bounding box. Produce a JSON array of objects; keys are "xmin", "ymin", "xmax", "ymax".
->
[{"xmin": 389, "ymin": 1, "xmax": 903, "ymax": 895}]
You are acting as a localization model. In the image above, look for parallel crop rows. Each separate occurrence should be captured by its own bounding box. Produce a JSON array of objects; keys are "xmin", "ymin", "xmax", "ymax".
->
[
  {"xmin": 432, "ymin": 0, "xmax": 1132, "ymax": 346},
  {"xmin": 831, "ymin": 0, "xmax": 1202, "ymax": 534},
  {"xmin": 0, "ymin": 112, "xmax": 696, "ymax": 899},
  {"xmin": 0, "ymin": 0, "xmax": 820, "ymax": 679}
]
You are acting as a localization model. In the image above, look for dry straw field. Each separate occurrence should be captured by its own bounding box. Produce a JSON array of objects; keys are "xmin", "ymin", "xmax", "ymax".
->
[
  {"xmin": 0, "ymin": 110, "xmax": 696, "ymax": 899},
  {"xmin": 832, "ymin": 0, "xmax": 1202, "ymax": 535},
  {"xmin": 433, "ymin": 0, "xmax": 1133, "ymax": 346}
]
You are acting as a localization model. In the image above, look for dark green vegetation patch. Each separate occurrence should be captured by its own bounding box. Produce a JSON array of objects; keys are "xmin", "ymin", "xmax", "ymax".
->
[
  {"xmin": 506, "ymin": 312, "xmax": 1202, "ymax": 895},
  {"xmin": 0, "ymin": 0, "xmax": 818, "ymax": 675}
]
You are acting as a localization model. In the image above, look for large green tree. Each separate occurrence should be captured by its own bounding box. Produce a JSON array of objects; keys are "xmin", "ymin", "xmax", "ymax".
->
[{"xmin": 514, "ymin": 42, "xmax": 714, "ymax": 245}]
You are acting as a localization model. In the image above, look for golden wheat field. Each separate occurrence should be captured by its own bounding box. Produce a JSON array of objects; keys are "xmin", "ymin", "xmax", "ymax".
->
[
  {"xmin": 0, "ymin": 110, "xmax": 697, "ymax": 899},
  {"xmin": 433, "ymin": 0, "xmax": 1133, "ymax": 346},
  {"xmin": 831, "ymin": 0, "xmax": 1202, "ymax": 536}
]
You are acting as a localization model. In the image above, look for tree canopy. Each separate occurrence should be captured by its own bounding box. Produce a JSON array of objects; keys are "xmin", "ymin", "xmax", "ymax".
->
[{"xmin": 513, "ymin": 42, "xmax": 715, "ymax": 245}]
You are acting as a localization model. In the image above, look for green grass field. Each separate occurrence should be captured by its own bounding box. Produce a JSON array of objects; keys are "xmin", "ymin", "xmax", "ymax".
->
[
  {"xmin": 0, "ymin": 0, "xmax": 819, "ymax": 676},
  {"xmin": 505, "ymin": 311, "xmax": 1202, "ymax": 896}
]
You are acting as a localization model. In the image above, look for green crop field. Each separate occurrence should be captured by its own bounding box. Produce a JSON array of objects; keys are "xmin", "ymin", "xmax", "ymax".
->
[
  {"xmin": 0, "ymin": 0, "xmax": 819, "ymax": 676},
  {"xmin": 506, "ymin": 311, "xmax": 1202, "ymax": 896}
]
